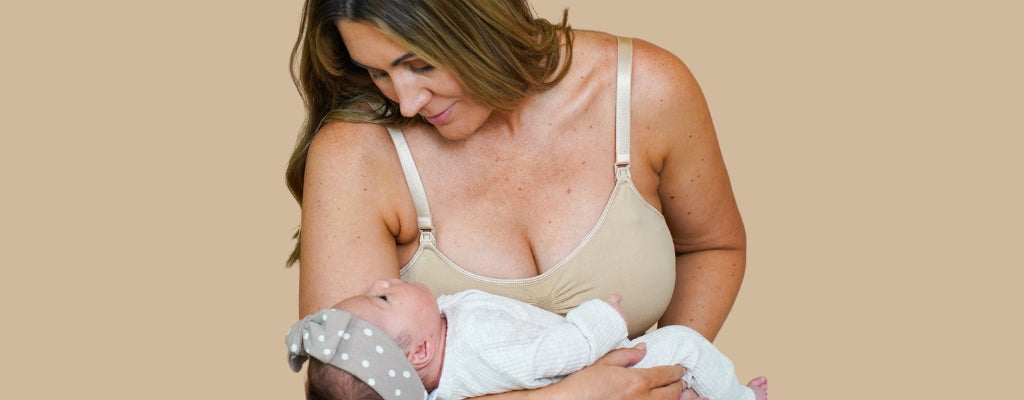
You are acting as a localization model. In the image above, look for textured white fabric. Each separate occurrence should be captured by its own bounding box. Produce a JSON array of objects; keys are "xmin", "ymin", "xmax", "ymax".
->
[{"xmin": 429, "ymin": 290, "xmax": 752, "ymax": 400}]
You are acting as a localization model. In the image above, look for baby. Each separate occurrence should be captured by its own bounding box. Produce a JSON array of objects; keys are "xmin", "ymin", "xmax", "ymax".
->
[{"xmin": 286, "ymin": 278, "xmax": 768, "ymax": 400}]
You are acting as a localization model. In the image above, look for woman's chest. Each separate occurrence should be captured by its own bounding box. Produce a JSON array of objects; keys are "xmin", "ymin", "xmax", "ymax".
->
[{"xmin": 402, "ymin": 115, "xmax": 621, "ymax": 277}]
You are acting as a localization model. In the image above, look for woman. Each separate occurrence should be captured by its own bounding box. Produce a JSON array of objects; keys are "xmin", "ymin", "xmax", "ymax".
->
[{"xmin": 286, "ymin": 1, "xmax": 746, "ymax": 398}]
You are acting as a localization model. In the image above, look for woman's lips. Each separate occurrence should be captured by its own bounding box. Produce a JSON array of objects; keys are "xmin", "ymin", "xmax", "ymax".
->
[{"xmin": 424, "ymin": 104, "xmax": 454, "ymax": 125}]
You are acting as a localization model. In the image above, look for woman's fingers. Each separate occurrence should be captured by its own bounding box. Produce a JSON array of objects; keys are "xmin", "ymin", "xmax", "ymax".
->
[
  {"xmin": 642, "ymin": 363, "xmax": 685, "ymax": 387},
  {"xmin": 649, "ymin": 379, "xmax": 684, "ymax": 400},
  {"xmin": 678, "ymin": 388, "xmax": 704, "ymax": 400},
  {"xmin": 577, "ymin": 344, "xmax": 693, "ymax": 400}
]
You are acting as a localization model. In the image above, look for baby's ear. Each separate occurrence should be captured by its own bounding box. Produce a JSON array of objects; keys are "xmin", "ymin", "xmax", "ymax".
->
[{"xmin": 407, "ymin": 340, "xmax": 433, "ymax": 369}]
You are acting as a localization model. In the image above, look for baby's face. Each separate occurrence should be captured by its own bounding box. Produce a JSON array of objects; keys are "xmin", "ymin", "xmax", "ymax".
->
[{"xmin": 335, "ymin": 279, "xmax": 440, "ymax": 343}]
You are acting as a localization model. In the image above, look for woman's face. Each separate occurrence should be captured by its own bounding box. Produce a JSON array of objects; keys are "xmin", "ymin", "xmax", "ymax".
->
[{"xmin": 337, "ymin": 20, "xmax": 493, "ymax": 140}]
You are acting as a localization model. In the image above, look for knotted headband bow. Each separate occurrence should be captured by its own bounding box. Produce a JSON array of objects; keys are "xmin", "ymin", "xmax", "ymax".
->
[{"xmin": 286, "ymin": 308, "xmax": 428, "ymax": 400}]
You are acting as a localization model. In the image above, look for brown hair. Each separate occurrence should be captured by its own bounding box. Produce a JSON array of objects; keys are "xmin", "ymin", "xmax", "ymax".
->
[
  {"xmin": 285, "ymin": 0, "xmax": 574, "ymax": 266},
  {"xmin": 307, "ymin": 359, "xmax": 383, "ymax": 400}
]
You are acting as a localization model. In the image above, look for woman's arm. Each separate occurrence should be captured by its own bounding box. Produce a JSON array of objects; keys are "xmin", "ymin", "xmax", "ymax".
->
[
  {"xmin": 297, "ymin": 121, "xmax": 419, "ymax": 317},
  {"xmin": 631, "ymin": 39, "xmax": 747, "ymax": 341}
]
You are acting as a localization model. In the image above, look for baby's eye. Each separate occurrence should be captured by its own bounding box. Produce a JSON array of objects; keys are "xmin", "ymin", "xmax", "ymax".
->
[{"xmin": 377, "ymin": 295, "xmax": 389, "ymax": 302}]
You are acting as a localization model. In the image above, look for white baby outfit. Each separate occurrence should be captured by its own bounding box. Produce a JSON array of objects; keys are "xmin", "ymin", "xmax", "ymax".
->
[{"xmin": 429, "ymin": 290, "xmax": 752, "ymax": 400}]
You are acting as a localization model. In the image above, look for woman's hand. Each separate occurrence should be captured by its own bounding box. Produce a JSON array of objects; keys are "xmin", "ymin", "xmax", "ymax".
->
[{"xmin": 551, "ymin": 344, "xmax": 689, "ymax": 400}]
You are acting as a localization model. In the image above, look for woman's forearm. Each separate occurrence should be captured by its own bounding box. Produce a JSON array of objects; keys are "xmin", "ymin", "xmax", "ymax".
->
[{"xmin": 660, "ymin": 248, "xmax": 746, "ymax": 341}]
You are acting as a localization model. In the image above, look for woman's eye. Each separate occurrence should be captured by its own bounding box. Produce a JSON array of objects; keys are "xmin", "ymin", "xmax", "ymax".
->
[
  {"xmin": 409, "ymin": 63, "xmax": 434, "ymax": 73},
  {"xmin": 368, "ymin": 70, "xmax": 388, "ymax": 81}
]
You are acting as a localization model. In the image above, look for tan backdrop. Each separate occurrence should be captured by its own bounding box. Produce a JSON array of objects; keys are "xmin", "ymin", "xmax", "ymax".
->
[{"xmin": 2, "ymin": 0, "xmax": 1021, "ymax": 398}]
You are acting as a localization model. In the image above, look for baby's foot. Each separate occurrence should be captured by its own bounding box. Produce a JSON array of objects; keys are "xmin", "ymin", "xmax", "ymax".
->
[{"xmin": 746, "ymin": 376, "xmax": 768, "ymax": 400}]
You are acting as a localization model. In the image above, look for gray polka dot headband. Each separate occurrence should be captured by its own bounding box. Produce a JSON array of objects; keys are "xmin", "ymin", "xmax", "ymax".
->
[{"xmin": 286, "ymin": 308, "xmax": 428, "ymax": 400}]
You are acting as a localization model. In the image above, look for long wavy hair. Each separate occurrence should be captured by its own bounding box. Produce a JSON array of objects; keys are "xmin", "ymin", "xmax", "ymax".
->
[{"xmin": 285, "ymin": 0, "xmax": 574, "ymax": 266}]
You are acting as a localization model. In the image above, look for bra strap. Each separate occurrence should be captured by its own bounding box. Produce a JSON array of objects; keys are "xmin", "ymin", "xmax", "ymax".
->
[
  {"xmin": 386, "ymin": 127, "xmax": 435, "ymax": 243},
  {"xmin": 615, "ymin": 37, "xmax": 633, "ymax": 179}
]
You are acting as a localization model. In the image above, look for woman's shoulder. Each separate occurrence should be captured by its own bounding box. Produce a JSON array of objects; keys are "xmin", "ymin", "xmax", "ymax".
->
[
  {"xmin": 307, "ymin": 120, "xmax": 422, "ymax": 175},
  {"xmin": 566, "ymin": 31, "xmax": 699, "ymax": 102},
  {"xmin": 627, "ymin": 37, "xmax": 706, "ymax": 109},
  {"xmin": 571, "ymin": 32, "xmax": 715, "ymax": 180},
  {"xmin": 308, "ymin": 120, "xmax": 393, "ymax": 160},
  {"xmin": 305, "ymin": 120, "xmax": 420, "ymax": 243}
]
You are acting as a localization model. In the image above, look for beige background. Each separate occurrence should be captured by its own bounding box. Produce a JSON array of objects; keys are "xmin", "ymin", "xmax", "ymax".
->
[{"xmin": 2, "ymin": 0, "xmax": 1020, "ymax": 398}]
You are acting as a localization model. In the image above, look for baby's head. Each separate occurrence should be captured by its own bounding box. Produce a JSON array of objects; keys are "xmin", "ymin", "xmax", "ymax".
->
[
  {"xmin": 286, "ymin": 279, "xmax": 443, "ymax": 400},
  {"xmin": 333, "ymin": 278, "xmax": 442, "ymax": 347}
]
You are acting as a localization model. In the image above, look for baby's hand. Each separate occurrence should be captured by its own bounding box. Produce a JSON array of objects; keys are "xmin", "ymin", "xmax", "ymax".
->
[{"xmin": 604, "ymin": 294, "xmax": 626, "ymax": 321}]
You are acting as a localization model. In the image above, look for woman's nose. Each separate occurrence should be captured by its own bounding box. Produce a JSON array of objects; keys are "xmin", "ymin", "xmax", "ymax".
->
[{"xmin": 393, "ymin": 77, "xmax": 431, "ymax": 117}]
